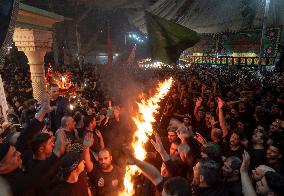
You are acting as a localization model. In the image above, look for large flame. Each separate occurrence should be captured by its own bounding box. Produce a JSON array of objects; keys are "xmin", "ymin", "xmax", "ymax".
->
[{"xmin": 122, "ymin": 77, "xmax": 174, "ymax": 195}]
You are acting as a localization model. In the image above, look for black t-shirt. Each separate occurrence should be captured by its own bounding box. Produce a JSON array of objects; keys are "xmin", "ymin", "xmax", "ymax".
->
[
  {"xmin": 224, "ymin": 146, "xmax": 244, "ymax": 160},
  {"xmin": 89, "ymin": 165, "xmax": 123, "ymax": 196},
  {"xmin": 2, "ymin": 168, "xmax": 35, "ymax": 196},
  {"xmin": 193, "ymin": 183, "xmax": 229, "ymax": 196},
  {"xmin": 248, "ymin": 148, "xmax": 266, "ymax": 170},
  {"xmin": 224, "ymin": 180, "xmax": 243, "ymax": 196},
  {"xmin": 49, "ymin": 172, "xmax": 89, "ymax": 196},
  {"xmin": 267, "ymin": 160, "xmax": 284, "ymax": 177},
  {"xmin": 25, "ymin": 158, "xmax": 59, "ymax": 196}
]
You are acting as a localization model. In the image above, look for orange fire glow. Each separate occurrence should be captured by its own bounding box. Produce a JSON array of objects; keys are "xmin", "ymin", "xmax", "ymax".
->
[{"xmin": 122, "ymin": 77, "xmax": 174, "ymax": 195}]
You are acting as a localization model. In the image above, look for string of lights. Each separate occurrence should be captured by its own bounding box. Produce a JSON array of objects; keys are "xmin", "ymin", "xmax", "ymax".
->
[{"xmin": 127, "ymin": 32, "xmax": 148, "ymax": 44}]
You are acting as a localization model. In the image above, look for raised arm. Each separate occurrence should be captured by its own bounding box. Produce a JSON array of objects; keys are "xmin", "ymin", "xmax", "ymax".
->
[
  {"xmin": 95, "ymin": 130, "xmax": 105, "ymax": 150},
  {"xmin": 131, "ymin": 157, "xmax": 163, "ymax": 186},
  {"xmin": 151, "ymin": 132, "xmax": 170, "ymax": 162},
  {"xmin": 16, "ymin": 94, "xmax": 50, "ymax": 153},
  {"xmin": 83, "ymin": 132, "xmax": 94, "ymax": 172},
  {"xmin": 240, "ymin": 151, "xmax": 257, "ymax": 196},
  {"xmin": 201, "ymin": 84, "xmax": 206, "ymax": 99},
  {"xmin": 212, "ymin": 81, "xmax": 217, "ymax": 96},
  {"xmin": 217, "ymin": 98, "xmax": 228, "ymax": 138},
  {"xmin": 194, "ymin": 97, "xmax": 202, "ymax": 122}
]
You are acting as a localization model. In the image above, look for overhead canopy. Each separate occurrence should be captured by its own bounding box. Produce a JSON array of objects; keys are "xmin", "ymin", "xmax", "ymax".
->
[
  {"xmin": 17, "ymin": 3, "xmax": 65, "ymax": 30},
  {"xmin": 129, "ymin": 0, "xmax": 284, "ymax": 34}
]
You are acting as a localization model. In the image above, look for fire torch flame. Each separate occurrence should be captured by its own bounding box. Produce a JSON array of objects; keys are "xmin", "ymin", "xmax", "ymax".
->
[{"xmin": 122, "ymin": 77, "xmax": 174, "ymax": 195}]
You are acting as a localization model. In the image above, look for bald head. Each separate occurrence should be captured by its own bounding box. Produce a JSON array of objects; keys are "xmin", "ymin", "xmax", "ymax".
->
[
  {"xmin": 252, "ymin": 165, "xmax": 275, "ymax": 181},
  {"xmin": 61, "ymin": 116, "xmax": 75, "ymax": 131},
  {"xmin": 98, "ymin": 149, "xmax": 112, "ymax": 171}
]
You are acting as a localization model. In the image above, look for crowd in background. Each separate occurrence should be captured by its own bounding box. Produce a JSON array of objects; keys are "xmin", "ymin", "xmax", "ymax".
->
[{"xmin": 0, "ymin": 62, "xmax": 284, "ymax": 196}]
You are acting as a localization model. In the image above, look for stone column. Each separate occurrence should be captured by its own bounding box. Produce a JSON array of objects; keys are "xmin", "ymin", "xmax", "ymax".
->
[{"xmin": 13, "ymin": 28, "xmax": 53, "ymax": 101}]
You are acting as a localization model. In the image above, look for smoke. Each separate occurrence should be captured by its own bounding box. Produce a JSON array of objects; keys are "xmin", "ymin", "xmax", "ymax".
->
[{"xmin": 98, "ymin": 63, "xmax": 158, "ymax": 165}]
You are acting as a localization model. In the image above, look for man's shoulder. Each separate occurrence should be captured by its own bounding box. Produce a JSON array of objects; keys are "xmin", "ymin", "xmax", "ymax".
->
[{"xmin": 49, "ymin": 183, "xmax": 70, "ymax": 196}]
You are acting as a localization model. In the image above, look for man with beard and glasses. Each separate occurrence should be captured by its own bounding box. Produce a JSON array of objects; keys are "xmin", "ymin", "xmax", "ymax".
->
[
  {"xmin": 89, "ymin": 148, "xmax": 123, "ymax": 196},
  {"xmin": 222, "ymin": 156, "xmax": 242, "ymax": 196}
]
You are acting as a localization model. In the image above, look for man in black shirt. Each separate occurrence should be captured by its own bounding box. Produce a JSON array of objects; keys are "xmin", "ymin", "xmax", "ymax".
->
[
  {"xmin": 224, "ymin": 132, "xmax": 245, "ymax": 160},
  {"xmin": 266, "ymin": 143, "xmax": 284, "ymax": 176},
  {"xmin": 48, "ymin": 84, "xmax": 70, "ymax": 133},
  {"xmin": 89, "ymin": 148, "xmax": 123, "ymax": 196},
  {"xmin": 222, "ymin": 156, "xmax": 243, "ymax": 196},
  {"xmin": 192, "ymin": 158, "xmax": 228, "ymax": 196},
  {"xmin": 49, "ymin": 152, "xmax": 89, "ymax": 196},
  {"xmin": 27, "ymin": 133, "xmax": 59, "ymax": 196},
  {"xmin": 193, "ymin": 99, "xmax": 211, "ymax": 141},
  {"xmin": 0, "ymin": 95, "xmax": 65, "ymax": 196},
  {"xmin": 248, "ymin": 129, "xmax": 268, "ymax": 170},
  {"xmin": 83, "ymin": 115, "xmax": 105, "ymax": 154}
]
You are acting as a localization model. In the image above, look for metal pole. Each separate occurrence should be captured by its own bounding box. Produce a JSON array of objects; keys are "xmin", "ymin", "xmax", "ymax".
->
[
  {"xmin": 258, "ymin": 0, "xmax": 271, "ymax": 72},
  {"xmin": 75, "ymin": 24, "xmax": 82, "ymax": 70}
]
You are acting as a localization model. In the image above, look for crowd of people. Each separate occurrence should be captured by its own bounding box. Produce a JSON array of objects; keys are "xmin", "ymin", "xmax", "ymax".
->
[
  {"xmin": 0, "ymin": 62, "xmax": 284, "ymax": 196},
  {"xmin": 128, "ymin": 65, "xmax": 284, "ymax": 196}
]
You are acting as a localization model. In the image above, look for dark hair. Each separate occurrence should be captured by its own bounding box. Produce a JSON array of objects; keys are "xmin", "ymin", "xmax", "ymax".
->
[
  {"xmin": 212, "ymin": 129, "xmax": 223, "ymax": 140},
  {"xmin": 233, "ymin": 129, "xmax": 246, "ymax": 140},
  {"xmin": 73, "ymin": 112, "xmax": 82, "ymax": 124},
  {"xmin": 265, "ymin": 171, "xmax": 284, "ymax": 195},
  {"xmin": 199, "ymin": 158, "xmax": 221, "ymax": 187},
  {"xmin": 202, "ymin": 144, "xmax": 222, "ymax": 163},
  {"xmin": 83, "ymin": 115, "xmax": 95, "ymax": 128},
  {"xmin": 226, "ymin": 156, "xmax": 241, "ymax": 170},
  {"xmin": 163, "ymin": 177, "xmax": 192, "ymax": 196},
  {"xmin": 172, "ymin": 140, "xmax": 181, "ymax": 146},
  {"xmin": 31, "ymin": 133, "xmax": 52, "ymax": 156},
  {"xmin": 60, "ymin": 152, "xmax": 82, "ymax": 181},
  {"xmin": 23, "ymin": 99, "xmax": 34, "ymax": 109}
]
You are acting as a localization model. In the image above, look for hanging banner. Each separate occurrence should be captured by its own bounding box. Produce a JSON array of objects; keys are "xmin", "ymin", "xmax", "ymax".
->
[
  {"xmin": 184, "ymin": 27, "xmax": 282, "ymax": 58},
  {"xmin": 0, "ymin": 75, "xmax": 8, "ymax": 121},
  {"xmin": 218, "ymin": 28, "xmax": 282, "ymax": 57},
  {"xmin": 0, "ymin": 0, "xmax": 19, "ymax": 66}
]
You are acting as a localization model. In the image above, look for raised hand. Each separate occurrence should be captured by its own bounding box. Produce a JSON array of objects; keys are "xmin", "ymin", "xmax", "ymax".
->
[
  {"xmin": 195, "ymin": 97, "xmax": 202, "ymax": 107},
  {"xmin": 150, "ymin": 132, "xmax": 165, "ymax": 154},
  {"xmin": 240, "ymin": 150, "xmax": 250, "ymax": 173},
  {"xmin": 83, "ymin": 132, "xmax": 94, "ymax": 148},
  {"xmin": 53, "ymin": 130, "xmax": 66, "ymax": 157},
  {"xmin": 95, "ymin": 130, "xmax": 103, "ymax": 139},
  {"xmin": 113, "ymin": 106, "xmax": 121, "ymax": 121},
  {"xmin": 194, "ymin": 132, "xmax": 207, "ymax": 146},
  {"xmin": 177, "ymin": 126, "xmax": 190, "ymax": 143},
  {"xmin": 40, "ymin": 93, "xmax": 52, "ymax": 113},
  {"xmin": 217, "ymin": 97, "xmax": 225, "ymax": 109},
  {"xmin": 201, "ymin": 84, "xmax": 206, "ymax": 92}
]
